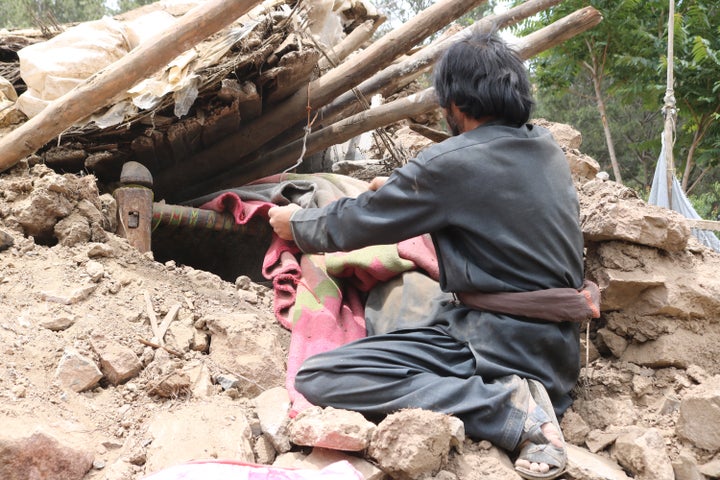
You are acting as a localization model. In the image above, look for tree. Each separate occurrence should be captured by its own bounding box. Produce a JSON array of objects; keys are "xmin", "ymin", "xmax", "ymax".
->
[
  {"xmin": 519, "ymin": 0, "xmax": 720, "ymax": 198},
  {"xmin": 0, "ymin": 0, "xmax": 156, "ymax": 30},
  {"xmin": 672, "ymin": 2, "xmax": 720, "ymax": 193},
  {"xmin": 1, "ymin": 0, "xmax": 109, "ymax": 29}
]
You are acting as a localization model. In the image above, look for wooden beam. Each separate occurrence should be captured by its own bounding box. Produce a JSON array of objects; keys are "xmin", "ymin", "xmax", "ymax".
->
[
  {"xmin": 152, "ymin": 202, "xmax": 269, "ymax": 235},
  {"xmin": 687, "ymin": 219, "xmax": 720, "ymax": 232},
  {"xmin": 317, "ymin": 18, "xmax": 386, "ymax": 71},
  {"xmin": 0, "ymin": 0, "xmax": 263, "ymax": 174}
]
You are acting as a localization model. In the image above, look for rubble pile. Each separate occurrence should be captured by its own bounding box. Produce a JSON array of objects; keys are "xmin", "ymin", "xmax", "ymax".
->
[{"xmin": 2, "ymin": 1, "xmax": 720, "ymax": 479}]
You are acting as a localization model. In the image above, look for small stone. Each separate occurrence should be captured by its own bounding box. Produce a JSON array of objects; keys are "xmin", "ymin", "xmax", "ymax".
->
[
  {"xmin": 87, "ymin": 243, "xmax": 114, "ymax": 258},
  {"xmin": 0, "ymin": 229, "xmax": 15, "ymax": 251},
  {"xmin": 85, "ymin": 260, "xmax": 105, "ymax": 282}
]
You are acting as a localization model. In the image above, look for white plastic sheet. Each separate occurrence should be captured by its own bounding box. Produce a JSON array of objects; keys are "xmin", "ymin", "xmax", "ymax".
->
[{"xmin": 648, "ymin": 135, "xmax": 720, "ymax": 252}]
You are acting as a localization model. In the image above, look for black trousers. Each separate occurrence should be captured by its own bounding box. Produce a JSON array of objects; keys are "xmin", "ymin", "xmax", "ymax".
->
[{"xmin": 295, "ymin": 327, "xmax": 529, "ymax": 450}]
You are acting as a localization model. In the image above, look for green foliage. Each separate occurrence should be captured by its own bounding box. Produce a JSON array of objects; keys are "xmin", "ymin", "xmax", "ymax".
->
[
  {"xmin": 518, "ymin": 0, "xmax": 720, "ymax": 208},
  {"xmin": 0, "ymin": 0, "xmax": 156, "ymax": 29},
  {"xmin": 0, "ymin": 0, "xmax": 109, "ymax": 29},
  {"xmin": 114, "ymin": 0, "xmax": 157, "ymax": 15}
]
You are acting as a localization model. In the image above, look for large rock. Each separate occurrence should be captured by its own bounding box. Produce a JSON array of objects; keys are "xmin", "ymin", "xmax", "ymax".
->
[
  {"xmin": 54, "ymin": 347, "xmax": 103, "ymax": 392},
  {"xmin": 205, "ymin": 313, "xmax": 287, "ymax": 396},
  {"xmin": 621, "ymin": 330, "xmax": 720, "ymax": 371},
  {"xmin": 571, "ymin": 397, "xmax": 638, "ymax": 430},
  {"xmin": 90, "ymin": 333, "xmax": 143, "ymax": 385},
  {"xmin": 567, "ymin": 444, "xmax": 631, "ymax": 480},
  {"xmin": 579, "ymin": 180, "xmax": 690, "ymax": 251},
  {"xmin": 611, "ymin": 428, "xmax": 674, "ymax": 480},
  {"xmin": 254, "ymin": 386, "xmax": 292, "ymax": 453},
  {"xmin": 0, "ymin": 418, "xmax": 94, "ymax": 480},
  {"xmin": 144, "ymin": 399, "xmax": 255, "ymax": 474},
  {"xmin": 587, "ymin": 242, "xmax": 720, "ymax": 319},
  {"xmin": 368, "ymin": 409, "xmax": 464, "ymax": 480},
  {"xmin": 289, "ymin": 406, "xmax": 375, "ymax": 452},
  {"xmin": 676, "ymin": 376, "xmax": 720, "ymax": 451}
]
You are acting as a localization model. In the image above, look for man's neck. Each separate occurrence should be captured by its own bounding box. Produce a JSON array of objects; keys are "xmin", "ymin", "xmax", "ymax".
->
[
  {"xmin": 449, "ymin": 104, "xmax": 493, "ymax": 133},
  {"xmin": 462, "ymin": 115, "xmax": 493, "ymax": 132}
]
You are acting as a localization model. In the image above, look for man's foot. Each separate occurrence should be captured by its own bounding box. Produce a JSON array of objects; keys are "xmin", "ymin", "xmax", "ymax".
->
[
  {"xmin": 514, "ymin": 380, "xmax": 567, "ymax": 480},
  {"xmin": 514, "ymin": 397, "xmax": 564, "ymax": 474}
]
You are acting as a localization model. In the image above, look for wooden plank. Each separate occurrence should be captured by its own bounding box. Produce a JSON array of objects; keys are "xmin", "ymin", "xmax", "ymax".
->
[{"xmin": 687, "ymin": 219, "xmax": 720, "ymax": 232}]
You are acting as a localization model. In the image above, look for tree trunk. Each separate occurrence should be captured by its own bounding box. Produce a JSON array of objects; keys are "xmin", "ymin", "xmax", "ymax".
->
[
  {"xmin": 584, "ymin": 40, "xmax": 622, "ymax": 184},
  {"xmin": 681, "ymin": 108, "xmax": 718, "ymax": 192},
  {"xmin": 0, "ymin": 0, "xmax": 264, "ymax": 174}
]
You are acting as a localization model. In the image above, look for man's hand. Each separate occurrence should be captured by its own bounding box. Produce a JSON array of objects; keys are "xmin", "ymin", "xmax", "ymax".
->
[
  {"xmin": 368, "ymin": 176, "xmax": 389, "ymax": 191},
  {"xmin": 268, "ymin": 204, "xmax": 301, "ymax": 241}
]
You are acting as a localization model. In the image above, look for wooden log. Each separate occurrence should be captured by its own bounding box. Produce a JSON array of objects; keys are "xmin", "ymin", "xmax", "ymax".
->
[
  {"xmin": 317, "ymin": 18, "xmax": 385, "ymax": 71},
  {"xmin": 0, "ymin": 0, "xmax": 264, "ymax": 174},
  {"xmin": 188, "ymin": 0, "xmax": 566, "ymax": 186},
  {"xmin": 186, "ymin": 6, "xmax": 604, "ymax": 194},
  {"xmin": 320, "ymin": 0, "xmax": 565, "ymax": 124},
  {"xmin": 155, "ymin": 0, "xmax": 489, "ymax": 195},
  {"xmin": 260, "ymin": 48, "xmax": 321, "ymax": 105},
  {"xmin": 218, "ymin": 89, "xmax": 440, "ymax": 189}
]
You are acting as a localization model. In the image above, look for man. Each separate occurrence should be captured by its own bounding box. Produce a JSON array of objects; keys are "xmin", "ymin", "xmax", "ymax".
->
[{"xmin": 269, "ymin": 31, "xmax": 584, "ymax": 480}]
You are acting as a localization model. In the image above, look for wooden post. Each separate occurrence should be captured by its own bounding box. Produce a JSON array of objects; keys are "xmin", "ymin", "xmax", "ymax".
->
[
  {"xmin": 114, "ymin": 161, "xmax": 154, "ymax": 253},
  {"xmin": 0, "ymin": 0, "xmax": 263, "ymax": 173}
]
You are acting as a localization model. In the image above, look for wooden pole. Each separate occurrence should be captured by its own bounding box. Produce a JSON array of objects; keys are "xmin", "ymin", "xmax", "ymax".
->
[
  {"xmin": 180, "ymin": 6, "xmax": 604, "ymax": 197},
  {"xmin": 317, "ymin": 18, "xmax": 386, "ymax": 71},
  {"xmin": 250, "ymin": 0, "xmax": 566, "ymax": 166},
  {"xmin": 0, "ymin": 0, "xmax": 263, "ymax": 173},
  {"xmin": 155, "ymin": 0, "xmax": 488, "ymax": 193},
  {"xmin": 663, "ymin": 0, "xmax": 676, "ymax": 210}
]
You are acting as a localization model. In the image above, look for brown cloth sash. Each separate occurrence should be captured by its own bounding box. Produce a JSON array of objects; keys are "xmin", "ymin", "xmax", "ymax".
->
[{"xmin": 457, "ymin": 280, "xmax": 601, "ymax": 323}]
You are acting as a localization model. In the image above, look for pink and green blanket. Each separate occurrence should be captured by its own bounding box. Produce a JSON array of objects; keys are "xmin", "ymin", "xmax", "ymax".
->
[{"xmin": 196, "ymin": 173, "xmax": 439, "ymax": 416}]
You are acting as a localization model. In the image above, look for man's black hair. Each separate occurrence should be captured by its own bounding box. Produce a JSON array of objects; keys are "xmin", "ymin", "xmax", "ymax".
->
[{"xmin": 433, "ymin": 30, "xmax": 534, "ymax": 126}]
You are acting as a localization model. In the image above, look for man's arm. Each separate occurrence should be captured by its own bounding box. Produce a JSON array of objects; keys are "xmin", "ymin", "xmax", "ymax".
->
[{"xmin": 268, "ymin": 176, "xmax": 388, "ymax": 242}]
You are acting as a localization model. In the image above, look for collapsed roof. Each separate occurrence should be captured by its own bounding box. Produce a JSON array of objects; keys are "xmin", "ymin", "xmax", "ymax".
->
[{"xmin": 0, "ymin": 0, "xmax": 602, "ymax": 204}]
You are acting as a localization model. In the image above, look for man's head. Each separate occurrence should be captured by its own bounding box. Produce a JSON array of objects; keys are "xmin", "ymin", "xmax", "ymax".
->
[{"xmin": 433, "ymin": 30, "xmax": 534, "ymax": 131}]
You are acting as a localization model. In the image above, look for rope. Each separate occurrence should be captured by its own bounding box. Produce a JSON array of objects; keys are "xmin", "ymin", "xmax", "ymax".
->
[{"xmin": 662, "ymin": 0, "xmax": 677, "ymax": 209}]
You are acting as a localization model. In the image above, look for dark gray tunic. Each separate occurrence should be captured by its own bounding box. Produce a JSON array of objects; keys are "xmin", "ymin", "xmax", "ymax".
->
[{"xmin": 291, "ymin": 122, "xmax": 584, "ymax": 428}]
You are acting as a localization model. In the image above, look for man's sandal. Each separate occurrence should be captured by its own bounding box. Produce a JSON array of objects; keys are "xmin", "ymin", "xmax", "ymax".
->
[{"xmin": 514, "ymin": 379, "xmax": 567, "ymax": 480}]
